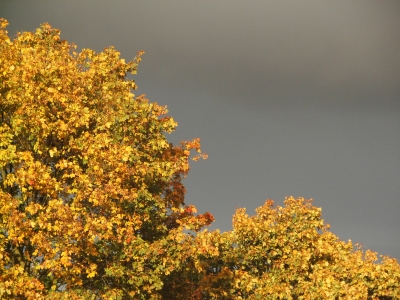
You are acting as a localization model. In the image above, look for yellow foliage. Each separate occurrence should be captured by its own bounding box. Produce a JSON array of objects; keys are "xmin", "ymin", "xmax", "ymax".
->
[
  {"xmin": 1, "ymin": 18, "xmax": 399, "ymax": 299},
  {"xmin": 0, "ymin": 19, "xmax": 211, "ymax": 299},
  {"xmin": 187, "ymin": 197, "xmax": 400, "ymax": 299}
]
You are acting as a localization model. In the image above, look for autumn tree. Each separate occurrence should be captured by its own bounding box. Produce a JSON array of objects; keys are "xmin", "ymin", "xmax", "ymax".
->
[
  {"xmin": 0, "ymin": 19, "xmax": 212, "ymax": 299},
  {"xmin": 1, "ymin": 19, "xmax": 400, "ymax": 300},
  {"xmin": 190, "ymin": 197, "xmax": 400, "ymax": 299}
]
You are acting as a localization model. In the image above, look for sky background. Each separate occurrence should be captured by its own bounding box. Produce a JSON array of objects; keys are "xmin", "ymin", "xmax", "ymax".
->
[{"xmin": 2, "ymin": 1, "xmax": 400, "ymax": 260}]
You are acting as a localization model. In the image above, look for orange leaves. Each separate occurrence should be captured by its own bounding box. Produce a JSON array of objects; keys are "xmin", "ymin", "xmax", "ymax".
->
[
  {"xmin": 183, "ymin": 206, "xmax": 194, "ymax": 215},
  {"xmin": 181, "ymin": 138, "xmax": 208, "ymax": 161}
]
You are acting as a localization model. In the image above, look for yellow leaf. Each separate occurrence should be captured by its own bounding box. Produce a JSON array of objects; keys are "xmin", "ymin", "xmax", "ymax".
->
[
  {"xmin": 87, "ymin": 271, "xmax": 97, "ymax": 278},
  {"xmin": 49, "ymin": 148, "xmax": 57, "ymax": 157}
]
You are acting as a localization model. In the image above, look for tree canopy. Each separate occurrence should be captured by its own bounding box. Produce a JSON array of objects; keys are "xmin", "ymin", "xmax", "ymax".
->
[{"xmin": 0, "ymin": 19, "xmax": 399, "ymax": 299}]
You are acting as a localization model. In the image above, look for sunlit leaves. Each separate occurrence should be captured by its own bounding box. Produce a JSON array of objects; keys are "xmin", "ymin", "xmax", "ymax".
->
[
  {"xmin": 0, "ymin": 19, "xmax": 211, "ymax": 299},
  {"xmin": 190, "ymin": 197, "xmax": 400, "ymax": 299},
  {"xmin": 1, "ymin": 18, "xmax": 399, "ymax": 299}
]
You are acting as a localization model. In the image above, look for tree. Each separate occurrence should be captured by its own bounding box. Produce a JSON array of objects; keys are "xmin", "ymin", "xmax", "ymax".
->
[
  {"xmin": 191, "ymin": 197, "xmax": 400, "ymax": 299},
  {"xmin": 1, "ymin": 19, "xmax": 400, "ymax": 299},
  {"xmin": 0, "ymin": 19, "xmax": 212, "ymax": 299}
]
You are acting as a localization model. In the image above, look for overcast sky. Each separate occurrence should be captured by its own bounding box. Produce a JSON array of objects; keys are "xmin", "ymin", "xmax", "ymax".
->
[{"xmin": 2, "ymin": 1, "xmax": 400, "ymax": 260}]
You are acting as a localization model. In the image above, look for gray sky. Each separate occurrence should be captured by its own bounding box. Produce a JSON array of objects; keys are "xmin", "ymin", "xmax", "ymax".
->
[{"xmin": 2, "ymin": 0, "xmax": 400, "ymax": 259}]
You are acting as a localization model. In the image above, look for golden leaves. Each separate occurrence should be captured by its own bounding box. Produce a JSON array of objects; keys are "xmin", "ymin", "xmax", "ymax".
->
[
  {"xmin": 2, "ymin": 18, "xmax": 399, "ymax": 299},
  {"xmin": 0, "ymin": 18, "xmax": 9, "ymax": 29},
  {"xmin": 0, "ymin": 19, "xmax": 213, "ymax": 297},
  {"xmin": 191, "ymin": 197, "xmax": 400, "ymax": 299}
]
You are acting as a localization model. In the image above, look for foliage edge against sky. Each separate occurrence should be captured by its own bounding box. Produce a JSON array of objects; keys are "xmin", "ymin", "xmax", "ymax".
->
[{"xmin": 0, "ymin": 19, "xmax": 399, "ymax": 299}]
